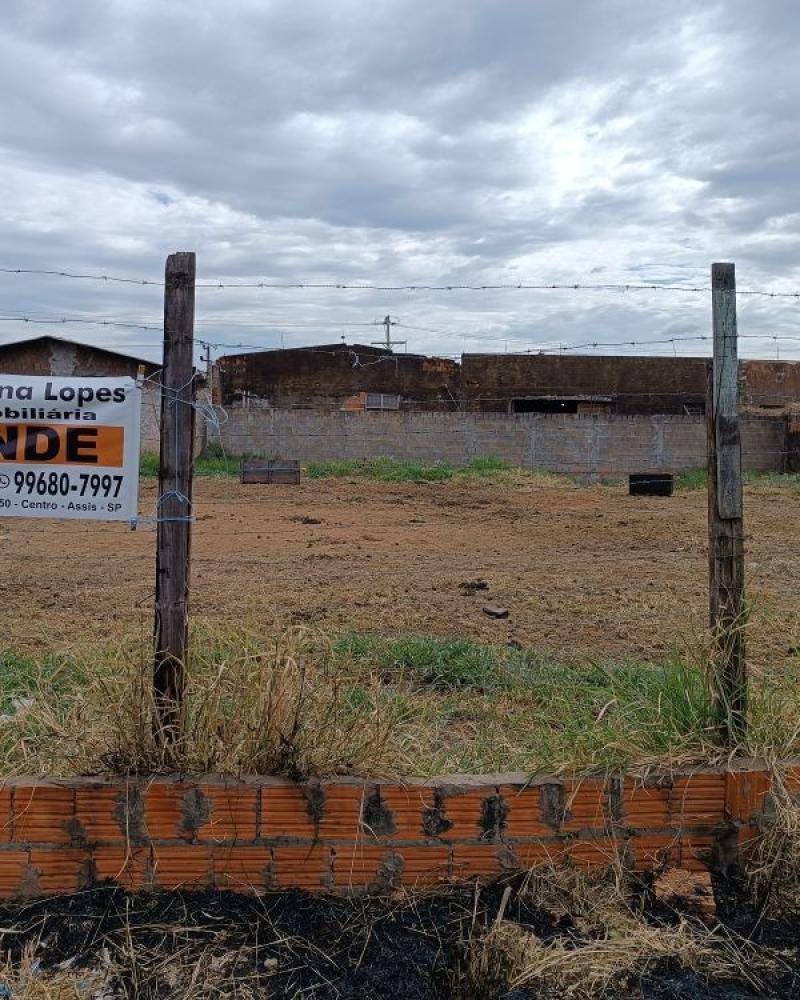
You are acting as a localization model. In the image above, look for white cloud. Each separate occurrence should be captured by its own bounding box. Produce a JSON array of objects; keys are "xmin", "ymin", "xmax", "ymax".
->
[{"xmin": 0, "ymin": 0, "xmax": 797, "ymax": 363}]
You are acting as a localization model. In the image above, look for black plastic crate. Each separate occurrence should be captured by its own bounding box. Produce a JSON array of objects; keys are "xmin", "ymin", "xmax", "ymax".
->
[{"xmin": 629, "ymin": 473, "xmax": 674, "ymax": 497}]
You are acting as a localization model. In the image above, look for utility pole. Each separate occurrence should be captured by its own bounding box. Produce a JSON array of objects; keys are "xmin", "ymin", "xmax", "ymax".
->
[
  {"xmin": 371, "ymin": 315, "xmax": 406, "ymax": 352},
  {"xmin": 707, "ymin": 261, "xmax": 746, "ymax": 745}
]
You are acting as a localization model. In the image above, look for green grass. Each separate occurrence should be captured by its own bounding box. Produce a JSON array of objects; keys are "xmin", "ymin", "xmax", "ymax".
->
[
  {"xmin": 306, "ymin": 456, "xmax": 516, "ymax": 482},
  {"xmin": 4, "ymin": 629, "xmax": 793, "ymax": 778},
  {"xmin": 677, "ymin": 468, "xmax": 800, "ymax": 492},
  {"xmin": 140, "ymin": 450, "xmax": 238, "ymax": 478}
]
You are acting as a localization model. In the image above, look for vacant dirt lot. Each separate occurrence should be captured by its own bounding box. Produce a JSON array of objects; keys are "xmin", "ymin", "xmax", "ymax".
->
[{"xmin": 1, "ymin": 477, "xmax": 797, "ymax": 668}]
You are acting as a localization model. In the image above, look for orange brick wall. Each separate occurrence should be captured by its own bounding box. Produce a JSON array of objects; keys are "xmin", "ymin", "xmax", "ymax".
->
[{"xmin": 0, "ymin": 762, "xmax": 784, "ymax": 898}]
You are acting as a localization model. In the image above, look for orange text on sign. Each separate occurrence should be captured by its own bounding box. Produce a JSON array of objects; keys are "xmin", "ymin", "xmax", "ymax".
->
[{"xmin": 0, "ymin": 424, "xmax": 125, "ymax": 466}]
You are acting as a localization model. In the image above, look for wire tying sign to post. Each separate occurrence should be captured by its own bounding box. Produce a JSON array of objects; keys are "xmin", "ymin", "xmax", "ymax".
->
[{"xmin": 0, "ymin": 375, "xmax": 141, "ymax": 520}]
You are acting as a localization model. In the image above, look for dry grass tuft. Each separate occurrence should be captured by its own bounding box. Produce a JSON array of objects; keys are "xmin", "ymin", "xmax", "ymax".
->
[
  {"xmin": 0, "ymin": 627, "xmax": 403, "ymax": 779},
  {"xmin": 747, "ymin": 765, "xmax": 800, "ymax": 918},
  {"xmin": 0, "ymin": 947, "xmax": 111, "ymax": 999},
  {"xmin": 463, "ymin": 866, "xmax": 768, "ymax": 1000}
]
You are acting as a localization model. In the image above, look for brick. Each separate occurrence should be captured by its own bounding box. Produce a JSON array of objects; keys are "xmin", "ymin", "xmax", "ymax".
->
[
  {"xmin": 76, "ymin": 785, "xmax": 129, "ymax": 844},
  {"xmin": 28, "ymin": 849, "xmax": 86, "ymax": 894},
  {"xmin": 680, "ymin": 833, "xmax": 715, "ymax": 872},
  {"xmin": 199, "ymin": 785, "xmax": 258, "ymax": 843},
  {"xmin": 213, "ymin": 846, "xmax": 270, "ymax": 890},
  {"xmin": 436, "ymin": 789, "xmax": 493, "ymax": 840},
  {"xmin": 622, "ymin": 781, "xmax": 671, "ymax": 829},
  {"xmin": 451, "ymin": 845, "xmax": 504, "ymax": 878},
  {"xmin": 152, "ymin": 845, "xmax": 210, "ymax": 888},
  {"xmin": 628, "ymin": 833, "xmax": 680, "ymax": 871},
  {"xmin": 0, "ymin": 850, "xmax": 29, "ymax": 896},
  {"xmin": 364, "ymin": 785, "xmax": 433, "ymax": 839},
  {"xmin": 500, "ymin": 786, "xmax": 552, "ymax": 838},
  {"xmin": 569, "ymin": 837, "xmax": 622, "ymax": 870},
  {"xmin": 13, "ymin": 785, "xmax": 76, "ymax": 844},
  {"xmin": 396, "ymin": 846, "xmax": 450, "ymax": 886},
  {"xmin": 0, "ymin": 788, "xmax": 12, "ymax": 843},
  {"xmin": 334, "ymin": 846, "xmax": 396, "ymax": 888},
  {"xmin": 725, "ymin": 771, "xmax": 770, "ymax": 823},
  {"xmin": 782, "ymin": 765, "xmax": 800, "ymax": 796},
  {"xmin": 671, "ymin": 774, "xmax": 726, "ymax": 827},
  {"xmin": 143, "ymin": 782, "xmax": 197, "ymax": 842},
  {"xmin": 261, "ymin": 783, "xmax": 363, "ymax": 840},
  {"xmin": 93, "ymin": 848, "xmax": 150, "ymax": 890},
  {"xmin": 272, "ymin": 846, "xmax": 332, "ymax": 889},
  {"xmin": 561, "ymin": 780, "xmax": 606, "ymax": 832},
  {"xmin": 508, "ymin": 841, "xmax": 563, "ymax": 869}
]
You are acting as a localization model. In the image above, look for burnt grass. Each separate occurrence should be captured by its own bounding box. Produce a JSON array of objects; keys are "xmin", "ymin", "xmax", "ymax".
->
[{"xmin": 0, "ymin": 874, "xmax": 797, "ymax": 999}]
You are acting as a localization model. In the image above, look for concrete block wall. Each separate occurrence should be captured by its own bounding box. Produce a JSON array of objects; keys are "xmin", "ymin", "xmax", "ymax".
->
[
  {"xmin": 218, "ymin": 409, "xmax": 786, "ymax": 476},
  {"xmin": 0, "ymin": 762, "xmax": 789, "ymax": 897}
]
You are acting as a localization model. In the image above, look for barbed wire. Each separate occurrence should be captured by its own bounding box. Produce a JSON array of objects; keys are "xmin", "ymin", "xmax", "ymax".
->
[{"xmin": 3, "ymin": 264, "xmax": 800, "ymax": 298}]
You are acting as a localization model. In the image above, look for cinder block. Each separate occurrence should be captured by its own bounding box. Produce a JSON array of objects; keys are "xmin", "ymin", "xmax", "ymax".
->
[{"xmin": 13, "ymin": 785, "xmax": 76, "ymax": 845}]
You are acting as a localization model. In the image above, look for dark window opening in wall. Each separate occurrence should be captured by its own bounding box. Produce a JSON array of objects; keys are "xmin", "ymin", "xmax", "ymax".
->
[
  {"xmin": 366, "ymin": 392, "xmax": 401, "ymax": 410},
  {"xmin": 511, "ymin": 398, "xmax": 579, "ymax": 414}
]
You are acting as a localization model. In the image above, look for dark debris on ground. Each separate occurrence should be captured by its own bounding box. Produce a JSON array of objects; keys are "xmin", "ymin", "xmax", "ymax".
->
[{"xmin": 0, "ymin": 874, "xmax": 796, "ymax": 999}]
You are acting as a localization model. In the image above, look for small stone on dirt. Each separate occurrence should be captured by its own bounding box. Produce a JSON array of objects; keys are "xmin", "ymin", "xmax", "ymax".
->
[{"xmin": 482, "ymin": 605, "xmax": 509, "ymax": 619}]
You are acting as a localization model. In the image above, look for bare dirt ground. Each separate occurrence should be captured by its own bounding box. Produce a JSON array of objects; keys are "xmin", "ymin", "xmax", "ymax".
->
[{"xmin": 1, "ymin": 477, "xmax": 797, "ymax": 669}]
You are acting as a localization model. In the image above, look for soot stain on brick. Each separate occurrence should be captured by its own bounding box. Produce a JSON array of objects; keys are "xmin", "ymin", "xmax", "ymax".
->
[
  {"xmin": 607, "ymin": 777, "xmax": 623, "ymax": 825},
  {"xmin": 540, "ymin": 783, "xmax": 565, "ymax": 830},
  {"xmin": 112, "ymin": 785, "xmax": 148, "ymax": 847},
  {"xmin": 18, "ymin": 864, "xmax": 40, "ymax": 899},
  {"xmin": 423, "ymin": 790, "xmax": 453, "ymax": 837},
  {"xmin": 65, "ymin": 816, "xmax": 87, "ymax": 846},
  {"xmin": 480, "ymin": 792, "xmax": 508, "ymax": 842},
  {"xmin": 179, "ymin": 788, "xmax": 210, "ymax": 842},
  {"xmin": 303, "ymin": 778, "xmax": 326, "ymax": 835},
  {"xmin": 362, "ymin": 788, "xmax": 396, "ymax": 837},
  {"xmin": 373, "ymin": 852, "xmax": 404, "ymax": 890}
]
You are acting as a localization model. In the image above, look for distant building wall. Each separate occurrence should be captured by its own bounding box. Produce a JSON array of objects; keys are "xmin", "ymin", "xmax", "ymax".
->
[
  {"xmin": 218, "ymin": 409, "xmax": 785, "ymax": 476},
  {"xmin": 460, "ymin": 355, "xmax": 710, "ymax": 414},
  {"xmin": 216, "ymin": 344, "xmax": 460, "ymax": 411}
]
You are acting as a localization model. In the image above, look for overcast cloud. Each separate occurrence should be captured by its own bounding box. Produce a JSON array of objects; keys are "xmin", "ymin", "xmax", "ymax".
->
[{"xmin": 0, "ymin": 0, "xmax": 798, "ymax": 362}]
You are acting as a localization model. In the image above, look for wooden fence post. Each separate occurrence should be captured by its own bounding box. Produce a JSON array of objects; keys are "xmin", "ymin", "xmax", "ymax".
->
[
  {"xmin": 708, "ymin": 261, "xmax": 746, "ymax": 744},
  {"xmin": 154, "ymin": 251, "xmax": 196, "ymax": 745}
]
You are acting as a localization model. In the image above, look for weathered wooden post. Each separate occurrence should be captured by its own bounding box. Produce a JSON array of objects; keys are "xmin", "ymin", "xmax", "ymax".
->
[
  {"xmin": 707, "ymin": 261, "xmax": 746, "ymax": 744},
  {"xmin": 154, "ymin": 251, "xmax": 196, "ymax": 745}
]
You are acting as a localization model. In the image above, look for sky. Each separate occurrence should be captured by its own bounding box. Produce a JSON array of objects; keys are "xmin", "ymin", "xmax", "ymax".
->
[{"xmin": 0, "ymin": 0, "xmax": 798, "ymax": 364}]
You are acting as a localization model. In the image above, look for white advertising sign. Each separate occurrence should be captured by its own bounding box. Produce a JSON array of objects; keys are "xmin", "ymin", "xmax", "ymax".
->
[{"xmin": 0, "ymin": 375, "xmax": 141, "ymax": 521}]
